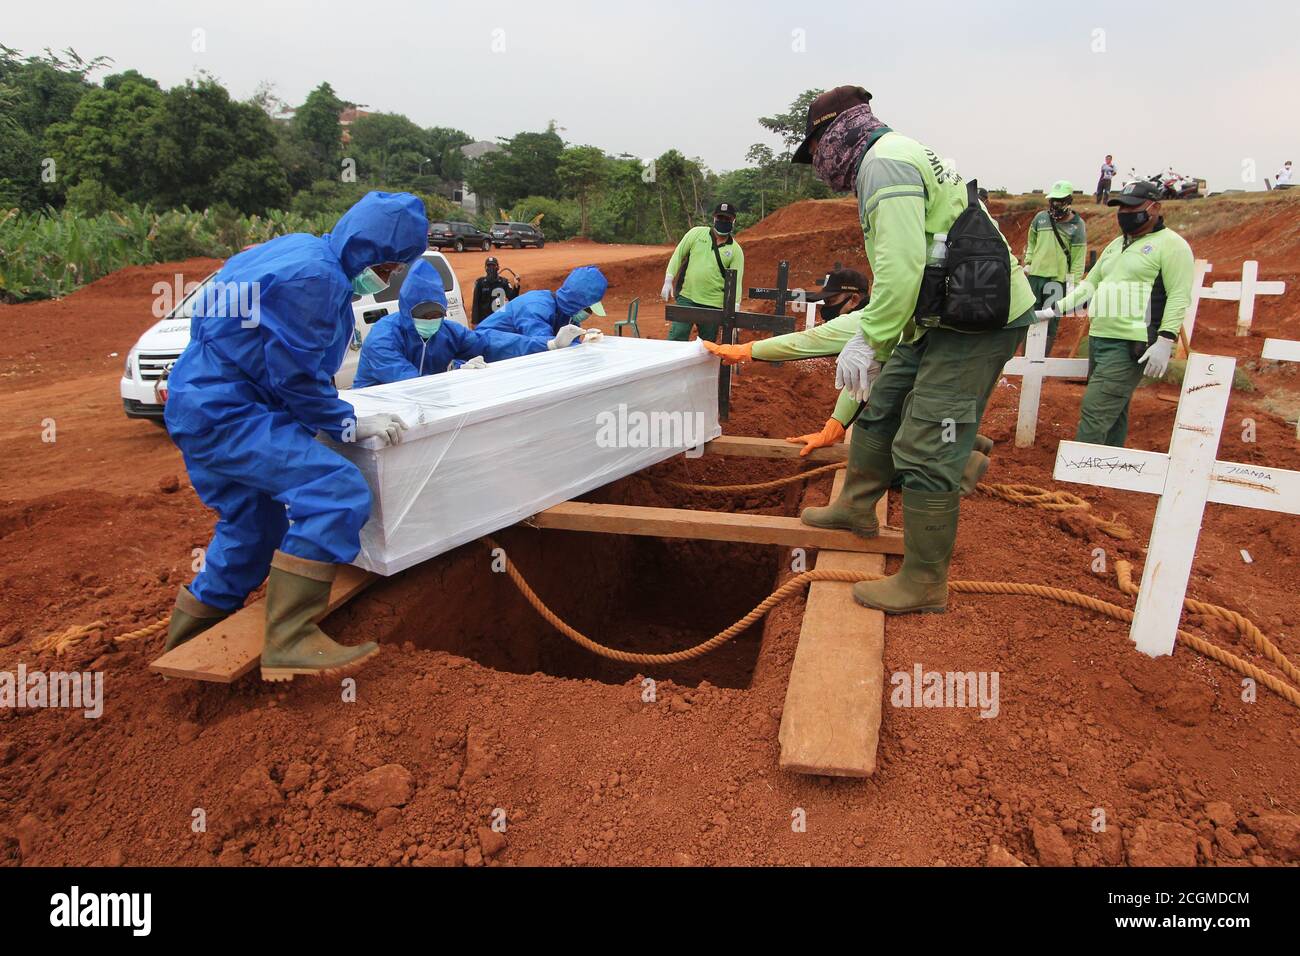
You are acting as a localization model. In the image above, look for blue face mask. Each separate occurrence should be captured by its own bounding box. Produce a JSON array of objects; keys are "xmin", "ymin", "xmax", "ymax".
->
[{"xmin": 413, "ymin": 318, "xmax": 443, "ymax": 340}]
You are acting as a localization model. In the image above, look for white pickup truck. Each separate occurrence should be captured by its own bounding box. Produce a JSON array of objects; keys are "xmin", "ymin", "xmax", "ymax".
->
[{"xmin": 120, "ymin": 250, "xmax": 467, "ymax": 424}]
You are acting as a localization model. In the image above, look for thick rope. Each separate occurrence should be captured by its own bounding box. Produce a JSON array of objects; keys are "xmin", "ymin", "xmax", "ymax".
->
[
  {"xmin": 657, "ymin": 460, "xmax": 846, "ymax": 494},
  {"xmin": 1115, "ymin": 560, "xmax": 1300, "ymax": 687},
  {"xmin": 976, "ymin": 482, "xmax": 1132, "ymax": 539},
  {"xmin": 656, "ymin": 460, "xmax": 1134, "ymax": 540},
  {"xmin": 486, "ymin": 538, "xmax": 1300, "ymax": 710}
]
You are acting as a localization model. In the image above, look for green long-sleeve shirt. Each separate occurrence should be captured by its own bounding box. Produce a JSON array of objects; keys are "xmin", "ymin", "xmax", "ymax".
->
[
  {"xmin": 852, "ymin": 131, "xmax": 1035, "ymax": 359},
  {"xmin": 1023, "ymin": 210, "xmax": 1086, "ymax": 281},
  {"xmin": 750, "ymin": 312, "xmax": 863, "ymax": 425},
  {"xmin": 665, "ymin": 226, "xmax": 744, "ymax": 308},
  {"xmin": 1055, "ymin": 225, "xmax": 1194, "ymax": 342}
]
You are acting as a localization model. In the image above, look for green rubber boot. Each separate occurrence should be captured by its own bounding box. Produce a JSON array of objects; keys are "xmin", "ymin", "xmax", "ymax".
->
[
  {"xmin": 260, "ymin": 551, "xmax": 379, "ymax": 682},
  {"xmin": 960, "ymin": 450, "xmax": 990, "ymax": 497},
  {"xmin": 974, "ymin": 433, "xmax": 994, "ymax": 456},
  {"xmin": 852, "ymin": 489, "xmax": 960, "ymax": 614},
  {"xmin": 165, "ymin": 586, "xmax": 229, "ymax": 651},
  {"xmin": 799, "ymin": 430, "xmax": 894, "ymax": 538}
]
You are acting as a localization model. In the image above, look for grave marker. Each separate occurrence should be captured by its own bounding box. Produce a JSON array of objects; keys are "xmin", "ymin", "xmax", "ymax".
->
[{"xmin": 1054, "ymin": 353, "xmax": 1300, "ymax": 657}]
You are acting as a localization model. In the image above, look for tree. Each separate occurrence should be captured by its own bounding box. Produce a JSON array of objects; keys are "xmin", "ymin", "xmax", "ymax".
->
[
  {"xmin": 745, "ymin": 143, "xmax": 775, "ymax": 219},
  {"xmin": 557, "ymin": 145, "xmax": 607, "ymax": 237},
  {"xmin": 0, "ymin": 45, "xmax": 107, "ymax": 210},
  {"xmin": 43, "ymin": 72, "xmax": 164, "ymax": 204},
  {"xmin": 759, "ymin": 88, "xmax": 825, "ymax": 191},
  {"xmin": 465, "ymin": 124, "xmax": 564, "ymax": 209},
  {"xmin": 348, "ymin": 112, "xmax": 429, "ymax": 184},
  {"xmin": 292, "ymin": 82, "xmax": 345, "ymax": 176}
]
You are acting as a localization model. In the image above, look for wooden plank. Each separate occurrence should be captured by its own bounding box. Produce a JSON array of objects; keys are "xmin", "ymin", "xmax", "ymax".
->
[
  {"xmin": 1236, "ymin": 260, "xmax": 1258, "ymax": 336},
  {"xmin": 529, "ymin": 501, "xmax": 903, "ymax": 554},
  {"xmin": 149, "ymin": 566, "xmax": 377, "ymax": 683},
  {"xmin": 779, "ymin": 475, "xmax": 887, "ymax": 777},
  {"xmin": 703, "ymin": 434, "xmax": 847, "ymax": 463},
  {"xmin": 1131, "ymin": 354, "xmax": 1234, "ymax": 656}
]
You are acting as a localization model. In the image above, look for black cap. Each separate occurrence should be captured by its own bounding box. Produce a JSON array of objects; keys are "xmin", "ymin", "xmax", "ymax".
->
[
  {"xmin": 806, "ymin": 267, "xmax": 870, "ymax": 302},
  {"xmin": 713, "ymin": 201, "xmax": 737, "ymax": 218},
  {"xmin": 792, "ymin": 85, "xmax": 873, "ymax": 165},
  {"xmin": 1108, "ymin": 180, "xmax": 1161, "ymax": 206}
]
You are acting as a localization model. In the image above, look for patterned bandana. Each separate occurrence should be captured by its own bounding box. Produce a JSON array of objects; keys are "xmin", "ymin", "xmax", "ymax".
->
[{"xmin": 811, "ymin": 102, "xmax": 888, "ymax": 193}]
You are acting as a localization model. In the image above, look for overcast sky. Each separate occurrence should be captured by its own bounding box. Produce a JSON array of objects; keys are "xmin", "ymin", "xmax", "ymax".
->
[{"xmin": 9, "ymin": 0, "xmax": 1297, "ymax": 192}]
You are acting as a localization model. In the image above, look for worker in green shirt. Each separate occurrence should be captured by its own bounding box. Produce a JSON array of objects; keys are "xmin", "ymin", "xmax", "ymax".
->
[
  {"xmin": 1039, "ymin": 179, "xmax": 1194, "ymax": 446},
  {"xmin": 1022, "ymin": 180, "xmax": 1086, "ymax": 354},
  {"xmin": 660, "ymin": 202, "xmax": 744, "ymax": 342},
  {"xmin": 704, "ymin": 266, "xmax": 995, "ymax": 492},
  {"xmin": 786, "ymin": 85, "xmax": 1036, "ymax": 616}
]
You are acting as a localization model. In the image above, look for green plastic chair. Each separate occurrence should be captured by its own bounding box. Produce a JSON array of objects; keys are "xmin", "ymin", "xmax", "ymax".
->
[{"xmin": 614, "ymin": 297, "xmax": 641, "ymax": 337}]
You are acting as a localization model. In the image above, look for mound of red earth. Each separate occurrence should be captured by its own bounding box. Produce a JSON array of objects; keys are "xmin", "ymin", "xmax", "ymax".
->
[{"xmin": 0, "ymin": 195, "xmax": 1298, "ymax": 867}]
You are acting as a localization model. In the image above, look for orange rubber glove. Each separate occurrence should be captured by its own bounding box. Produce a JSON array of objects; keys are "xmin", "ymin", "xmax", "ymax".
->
[
  {"xmin": 785, "ymin": 418, "xmax": 846, "ymax": 457},
  {"xmin": 701, "ymin": 339, "xmax": 753, "ymax": 365}
]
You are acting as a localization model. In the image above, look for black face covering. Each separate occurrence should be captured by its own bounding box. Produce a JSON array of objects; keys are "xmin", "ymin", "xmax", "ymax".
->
[
  {"xmin": 1049, "ymin": 201, "xmax": 1071, "ymax": 221},
  {"xmin": 713, "ymin": 217, "xmax": 734, "ymax": 236},
  {"xmin": 1118, "ymin": 209, "xmax": 1150, "ymax": 234},
  {"xmin": 818, "ymin": 294, "xmax": 865, "ymax": 321}
]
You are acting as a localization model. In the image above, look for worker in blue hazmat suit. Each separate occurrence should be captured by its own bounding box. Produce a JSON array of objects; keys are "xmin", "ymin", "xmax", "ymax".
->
[
  {"xmin": 162, "ymin": 191, "xmax": 428, "ymax": 681},
  {"xmin": 353, "ymin": 259, "xmax": 547, "ymax": 388},
  {"xmin": 476, "ymin": 265, "xmax": 608, "ymax": 345}
]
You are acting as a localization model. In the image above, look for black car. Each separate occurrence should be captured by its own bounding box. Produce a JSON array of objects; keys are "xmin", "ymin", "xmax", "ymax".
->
[
  {"xmin": 428, "ymin": 221, "xmax": 493, "ymax": 252},
  {"xmin": 490, "ymin": 221, "xmax": 545, "ymax": 249}
]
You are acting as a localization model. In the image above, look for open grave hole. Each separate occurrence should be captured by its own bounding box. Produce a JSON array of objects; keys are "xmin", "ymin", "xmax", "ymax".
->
[{"xmin": 325, "ymin": 466, "xmax": 801, "ymax": 689}]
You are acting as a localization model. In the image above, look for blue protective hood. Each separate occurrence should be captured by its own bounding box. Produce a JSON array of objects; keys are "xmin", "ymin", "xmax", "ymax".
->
[
  {"xmin": 398, "ymin": 258, "xmax": 449, "ymax": 317},
  {"xmin": 325, "ymin": 191, "xmax": 429, "ymax": 280},
  {"xmin": 554, "ymin": 265, "xmax": 608, "ymax": 318}
]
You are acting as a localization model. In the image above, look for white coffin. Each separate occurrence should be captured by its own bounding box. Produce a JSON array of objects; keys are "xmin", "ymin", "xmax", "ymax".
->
[{"xmin": 328, "ymin": 337, "xmax": 721, "ymax": 575}]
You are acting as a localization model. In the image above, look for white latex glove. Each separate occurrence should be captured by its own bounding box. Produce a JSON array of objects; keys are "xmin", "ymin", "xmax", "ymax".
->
[
  {"xmin": 834, "ymin": 330, "xmax": 880, "ymax": 402},
  {"xmin": 548, "ymin": 324, "xmax": 586, "ymax": 350},
  {"xmin": 660, "ymin": 277, "xmax": 674, "ymax": 301},
  {"xmin": 461, "ymin": 355, "xmax": 487, "ymax": 370},
  {"xmin": 356, "ymin": 413, "xmax": 408, "ymax": 446},
  {"xmin": 1139, "ymin": 336, "xmax": 1174, "ymax": 379},
  {"xmin": 1033, "ymin": 307, "xmax": 1058, "ymax": 322},
  {"xmin": 580, "ymin": 329, "xmax": 604, "ymax": 344}
]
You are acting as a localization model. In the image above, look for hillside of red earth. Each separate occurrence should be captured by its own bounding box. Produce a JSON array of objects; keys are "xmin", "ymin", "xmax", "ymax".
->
[{"xmin": 1, "ymin": 192, "xmax": 1297, "ymax": 868}]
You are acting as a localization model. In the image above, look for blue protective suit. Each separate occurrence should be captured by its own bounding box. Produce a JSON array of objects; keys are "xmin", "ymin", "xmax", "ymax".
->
[
  {"xmin": 163, "ymin": 191, "xmax": 428, "ymax": 611},
  {"xmin": 476, "ymin": 265, "xmax": 608, "ymax": 342},
  {"xmin": 352, "ymin": 259, "xmax": 540, "ymax": 388}
]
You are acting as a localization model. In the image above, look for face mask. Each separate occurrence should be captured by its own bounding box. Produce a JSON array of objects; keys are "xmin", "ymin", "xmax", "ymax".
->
[
  {"xmin": 352, "ymin": 267, "xmax": 387, "ymax": 296},
  {"xmin": 413, "ymin": 318, "xmax": 442, "ymax": 340},
  {"xmin": 570, "ymin": 309, "xmax": 591, "ymax": 326},
  {"xmin": 820, "ymin": 297, "xmax": 848, "ymax": 320},
  {"xmin": 713, "ymin": 218, "xmax": 734, "ymax": 236},
  {"xmin": 1049, "ymin": 202, "xmax": 1071, "ymax": 221},
  {"xmin": 1118, "ymin": 209, "xmax": 1150, "ymax": 234}
]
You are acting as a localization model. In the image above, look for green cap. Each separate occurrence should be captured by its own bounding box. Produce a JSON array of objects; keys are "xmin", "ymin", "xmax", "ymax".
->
[
  {"xmin": 588, "ymin": 300, "xmax": 606, "ymax": 317},
  {"xmin": 1048, "ymin": 180, "xmax": 1074, "ymax": 200}
]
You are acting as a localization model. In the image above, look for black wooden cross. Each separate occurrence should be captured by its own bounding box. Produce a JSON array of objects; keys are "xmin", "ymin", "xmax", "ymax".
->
[{"xmin": 664, "ymin": 261, "xmax": 797, "ymax": 419}]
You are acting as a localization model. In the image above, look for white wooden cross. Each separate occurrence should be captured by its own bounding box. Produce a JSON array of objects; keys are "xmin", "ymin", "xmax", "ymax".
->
[
  {"xmin": 1177, "ymin": 258, "xmax": 1214, "ymax": 356},
  {"xmin": 1002, "ymin": 319, "xmax": 1089, "ymax": 447},
  {"xmin": 1194, "ymin": 260, "xmax": 1286, "ymax": 338},
  {"xmin": 1053, "ymin": 352, "xmax": 1300, "ymax": 657},
  {"xmin": 1262, "ymin": 338, "xmax": 1300, "ymax": 438}
]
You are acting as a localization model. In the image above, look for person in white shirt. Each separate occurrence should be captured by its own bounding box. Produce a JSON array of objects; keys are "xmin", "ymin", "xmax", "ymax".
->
[
  {"xmin": 1276, "ymin": 161, "xmax": 1293, "ymax": 189},
  {"xmin": 1095, "ymin": 154, "xmax": 1116, "ymax": 204}
]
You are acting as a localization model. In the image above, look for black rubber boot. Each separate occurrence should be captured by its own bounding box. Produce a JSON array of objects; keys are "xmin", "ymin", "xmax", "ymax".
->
[
  {"xmin": 852, "ymin": 490, "xmax": 960, "ymax": 614},
  {"xmin": 165, "ymin": 586, "xmax": 229, "ymax": 651},
  {"xmin": 260, "ymin": 551, "xmax": 379, "ymax": 682},
  {"xmin": 799, "ymin": 429, "xmax": 893, "ymax": 537}
]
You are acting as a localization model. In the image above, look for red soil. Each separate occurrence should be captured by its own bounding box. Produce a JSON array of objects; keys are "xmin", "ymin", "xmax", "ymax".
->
[{"xmin": 1, "ymin": 196, "xmax": 1298, "ymax": 868}]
